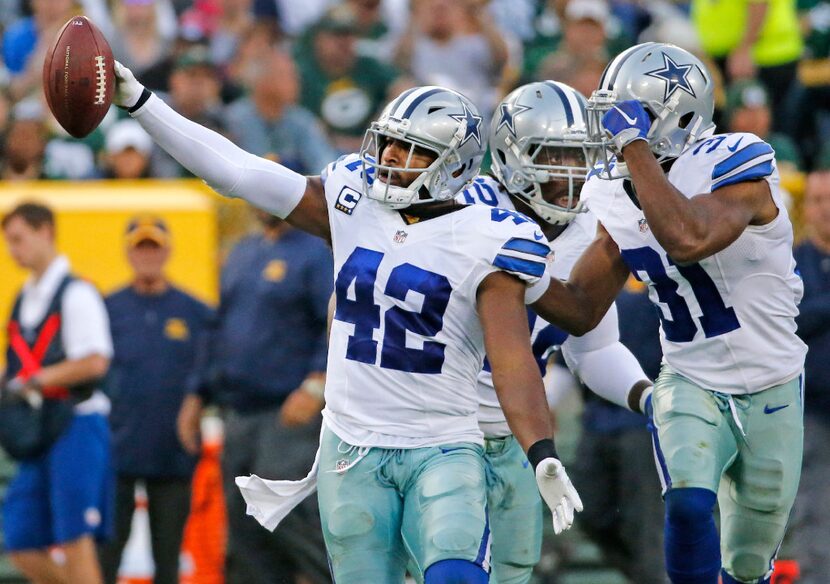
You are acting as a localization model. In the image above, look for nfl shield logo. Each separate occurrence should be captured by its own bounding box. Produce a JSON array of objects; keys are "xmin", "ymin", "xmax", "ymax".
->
[
  {"xmin": 335, "ymin": 459, "xmax": 350, "ymax": 472},
  {"xmin": 638, "ymin": 218, "xmax": 649, "ymax": 233},
  {"xmin": 393, "ymin": 230, "xmax": 408, "ymax": 243}
]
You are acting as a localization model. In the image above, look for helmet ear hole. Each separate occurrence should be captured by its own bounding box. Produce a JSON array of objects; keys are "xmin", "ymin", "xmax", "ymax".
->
[
  {"xmin": 678, "ymin": 112, "xmax": 694, "ymax": 129},
  {"xmin": 496, "ymin": 148, "xmax": 507, "ymax": 165}
]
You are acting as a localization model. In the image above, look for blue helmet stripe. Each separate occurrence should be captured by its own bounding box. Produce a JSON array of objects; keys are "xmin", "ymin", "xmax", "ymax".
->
[
  {"xmin": 601, "ymin": 42, "xmax": 657, "ymax": 91},
  {"xmin": 401, "ymin": 87, "xmax": 444, "ymax": 120},
  {"xmin": 546, "ymin": 81, "xmax": 574, "ymax": 126},
  {"xmin": 388, "ymin": 87, "xmax": 420, "ymax": 118}
]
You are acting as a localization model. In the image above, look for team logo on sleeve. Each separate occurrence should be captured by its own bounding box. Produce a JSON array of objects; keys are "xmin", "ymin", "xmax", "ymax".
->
[{"xmin": 335, "ymin": 186, "xmax": 362, "ymax": 215}]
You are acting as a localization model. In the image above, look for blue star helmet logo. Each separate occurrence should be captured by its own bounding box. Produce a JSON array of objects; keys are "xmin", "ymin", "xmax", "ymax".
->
[
  {"xmin": 496, "ymin": 102, "xmax": 531, "ymax": 137},
  {"xmin": 449, "ymin": 102, "xmax": 483, "ymax": 147},
  {"xmin": 645, "ymin": 52, "xmax": 697, "ymax": 103}
]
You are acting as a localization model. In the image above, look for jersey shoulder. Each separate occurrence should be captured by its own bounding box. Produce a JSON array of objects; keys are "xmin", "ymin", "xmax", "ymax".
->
[
  {"xmin": 570, "ymin": 208, "xmax": 598, "ymax": 239},
  {"xmin": 581, "ymin": 162, "xmax": 626, "ymax": 222},
  {"xmin": 456, "ymin": 174, "xmax": 513, "ymax": 209},
  {"xmin": 456, "ymin": 204, "xmax": 550, "ymax": 284},
  {"xmin": 547, "ymin": 210, "xmax": 597, "ymax": 278},
  {"xmin": 552, "ymin": 209, "xmax": 597, "ymax": 253},
  {"xmin": 675, "ymin": 132, "xmax": 776, "ymax": 193},
  {"xmin": 321, "ymin": 152, "xmax": 375, "ymax": 214}
]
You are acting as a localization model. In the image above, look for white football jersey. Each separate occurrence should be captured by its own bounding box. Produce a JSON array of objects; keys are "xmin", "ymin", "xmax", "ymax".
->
[
  {"xmin": 322, "ymin": 155, "xmax": 549, "ymax": 448},
  {"xmin": 583, "ymin": 132, "xmax": 806, "ymax": 394},
  {"xmin": 458, "ymin": 175, "xmax": 601, "ymax": 437}
]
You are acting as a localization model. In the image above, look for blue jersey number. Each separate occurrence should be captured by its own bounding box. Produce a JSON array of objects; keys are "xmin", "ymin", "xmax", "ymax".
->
[
  {"xmin": 344, "ymin": 157, "xmax": 376, "ymax": 185},
  {"xmin": 460, "ymin": 179, "xmax": 500, "ymax": 207},
  {"xmin": 691, "ymin": 136, "xmax": 726, "ymax": 156},
  {"xmin": 334, "ymin": 247, "xmax": 452, "ymax": 374},
  {"xmin": 620, "ymin": 247, "xmax": 740, "ymax": 342}
]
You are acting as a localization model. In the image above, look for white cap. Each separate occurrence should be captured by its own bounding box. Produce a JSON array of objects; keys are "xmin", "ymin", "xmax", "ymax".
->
[
  {"xmin": 13, "ymin": 97, "xmax": 44, "ymax": 121},
  {"xmin": 105, "ymin": 119, "xmax": 153, "ymax": 155},
  {"xmin": 565, "ymin": 0, "xmax": 609, "ymax": 23}
]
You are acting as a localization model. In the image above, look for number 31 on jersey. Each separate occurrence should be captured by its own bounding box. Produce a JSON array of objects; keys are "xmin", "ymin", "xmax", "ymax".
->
[{"xmin": 621, "ymin": 246, "xmax": 740, "ymax": 343}]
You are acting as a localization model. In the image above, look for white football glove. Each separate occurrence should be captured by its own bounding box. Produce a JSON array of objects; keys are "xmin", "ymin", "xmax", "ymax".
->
[
  {"xmin": 113, "ymin": 61, "xmax": 145, "ymax": 109},
  {"xmin": 535, "ymin": 457, "xmax": 583, "ymax": 534}
]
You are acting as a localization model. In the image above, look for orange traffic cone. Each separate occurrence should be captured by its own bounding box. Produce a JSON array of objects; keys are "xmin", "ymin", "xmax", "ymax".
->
[
  {"xmin": 771, "ymin": 560, "xmax": 800, "ymax": 584},
  {"xmin": 180, "ymin": 417, "xmax": 226, "ymax": 584}
]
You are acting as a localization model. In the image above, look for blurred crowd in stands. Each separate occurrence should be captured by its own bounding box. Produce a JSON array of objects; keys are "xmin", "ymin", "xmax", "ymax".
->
[{"xmin": 0, "ymin": 0, "xmax": 829, "ymax": 184}]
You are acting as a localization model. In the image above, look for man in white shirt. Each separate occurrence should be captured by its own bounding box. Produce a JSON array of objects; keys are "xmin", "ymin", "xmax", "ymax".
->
[{"xmin": 1, "ymin": 202, "xmax": 113, "ymax": 584}]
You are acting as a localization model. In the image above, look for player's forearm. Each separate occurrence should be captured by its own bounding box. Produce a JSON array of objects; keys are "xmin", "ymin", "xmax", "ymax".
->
[
  {"xmin": 531, "ymin": 279, "xmax": 601, "ymax": 335},
  {"xmin": 534, "ymin": 272, "xmax": 629, "ymax": 336},
  {"xmin": 479, "ymin": 271, "xmax": 555, "ymax": 449},
  {"xmin": 493, "ymin": 364, "xmax": 554, "ymax": 452},
  {"xmin": 130, "ymin": 93, "xmax": 307, "ymax": 219},
  {"xmin": 33, "ymin": 354, "xmax": 110, "ymax": 388},
  {"xmin": 623, "ymin": 141, "xmax": 714, "ymax": 262}
]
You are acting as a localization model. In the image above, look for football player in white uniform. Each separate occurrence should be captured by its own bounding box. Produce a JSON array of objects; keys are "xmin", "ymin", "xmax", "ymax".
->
[
  {"xmin": 532, "ymin": 43, "xmax": 806, "ymax": 584},
  {"xmin": 112, "ymin": 64, "xmax": 582, "ymax": 583},
  {"xmin": 451, "ymin": 81, "xmax": 652, "ymax": 584}
]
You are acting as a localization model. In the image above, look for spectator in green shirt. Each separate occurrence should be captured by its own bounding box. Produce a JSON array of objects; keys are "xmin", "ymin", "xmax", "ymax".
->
[{"xmin": 294, "ymin": 6, "xmax": 399, "ymax": 153}]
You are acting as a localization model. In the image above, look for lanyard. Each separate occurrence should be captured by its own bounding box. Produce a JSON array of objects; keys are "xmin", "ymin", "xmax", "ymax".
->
[{"xmin": 7, "ymin": 315, "xmax": 69, "ymax": 399}]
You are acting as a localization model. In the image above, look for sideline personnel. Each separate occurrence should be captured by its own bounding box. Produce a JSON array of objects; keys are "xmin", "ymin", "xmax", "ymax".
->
[
  {"xmin": 1, "ymin": 201, "xmax": 113, "ymax": 584},
  {"xmin": 100, "ymin": 216, "xmax": 213, "ymax": 584}
]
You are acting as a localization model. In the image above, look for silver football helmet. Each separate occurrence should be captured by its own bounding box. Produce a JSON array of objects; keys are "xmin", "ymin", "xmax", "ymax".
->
[
  {"xmin": 489, "ymin": 81, "xmax": 589, "ymax": 225},
  {"xmin": 359, "ymin": 86, "xmax": 485, "ymax": 209},
  {"xmin": 585, "ymin": 42, "xmax": 715, "ymax": 179}
]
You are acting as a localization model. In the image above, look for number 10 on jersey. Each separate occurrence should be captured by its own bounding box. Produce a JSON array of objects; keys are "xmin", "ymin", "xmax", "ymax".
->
[{"xmin": 334, "ymin": 247, "xmax": 452, "ymax": 374}]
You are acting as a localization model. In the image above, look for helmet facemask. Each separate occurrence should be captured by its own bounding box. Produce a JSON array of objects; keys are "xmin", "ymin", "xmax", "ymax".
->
[{"xmin": 494, "ymin": 131, "xmax": 588, "ymax": 225}]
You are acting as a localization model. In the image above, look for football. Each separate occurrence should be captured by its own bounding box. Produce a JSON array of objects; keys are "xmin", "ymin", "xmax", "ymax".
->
[{"xmin": 42, "ymin": 16, "xmax": 114, "ymax": 139}]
